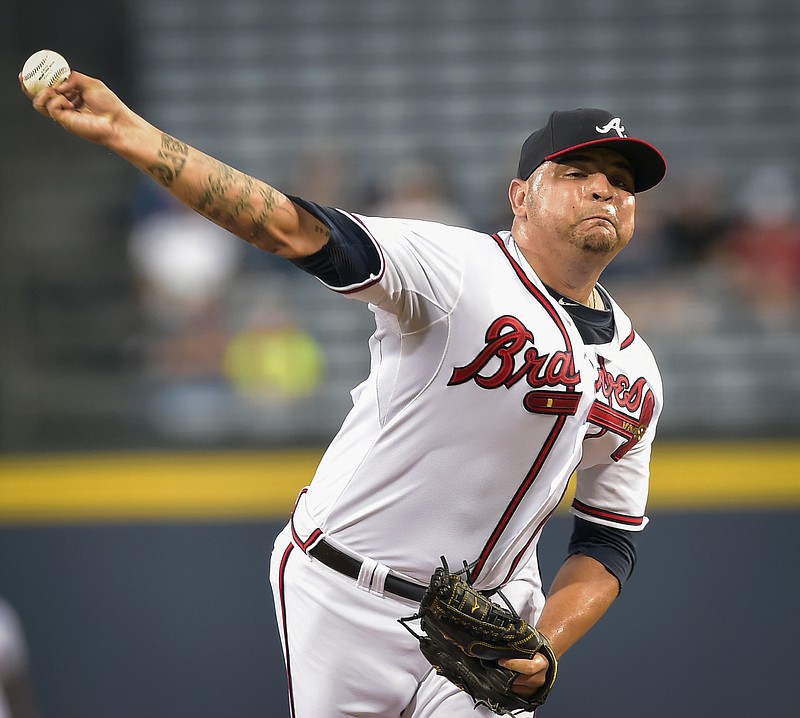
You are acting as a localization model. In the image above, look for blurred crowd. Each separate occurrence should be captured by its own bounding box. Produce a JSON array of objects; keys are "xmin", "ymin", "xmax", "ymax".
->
[
  {"xmin": 124, "ymin": 153, "xmax": 800, "ymax": 440},
  {"xmin": 602, "ymin": 161, "xmax": 800, "ymax": 337}
]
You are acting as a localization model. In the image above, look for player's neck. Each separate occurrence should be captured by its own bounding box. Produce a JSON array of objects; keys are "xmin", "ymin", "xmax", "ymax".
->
[
  {"xmin": 509, "ymin": 222, "xmax": 613, "ymax": 305},
  {"xmin": 513, "ymin": 237, "xmax": 604, "ymax": 306}
]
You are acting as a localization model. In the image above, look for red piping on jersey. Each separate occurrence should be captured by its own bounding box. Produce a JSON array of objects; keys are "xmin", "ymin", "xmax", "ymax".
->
[
  {"xmin": 278, "ymin": 542, "xmax": 297, "ymax": 717},
  {"xmin": 471, "ymin": 414, "xmax": 568, "ymax": 583},
  {"xmin": 620, "ymin": 328, "xmax": 636, "ymax": 349},
  {"xmin": 501, "ymin": 470, "xmax": 573, "ymax": 584},
  {"xmin": 571, "ymin": 498, "xmax": 644, "ymax": 527},
  {"xmin": 291, "ymin": 525, "xmax": 322, "ymax": 553},
  {"xmin": 469, "ymin": 235, "xmax": 578, "ymax": 584},
  {"xmin": 490, "ymin": 234, "xmax": 575, "ymax": 347},
  {"xmin": 290, "ymin": 487, "xmax": 323, "ymax": 552}
]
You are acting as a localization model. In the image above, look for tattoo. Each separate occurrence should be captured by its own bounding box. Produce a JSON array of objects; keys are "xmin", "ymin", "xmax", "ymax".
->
[
  {"xmin": 147, "ymin": 133, "xmax": 188, "ymax": 186},
  {"xmin": 195, "ymin": 158, "xmax": 289, "ymax": 243},
  {"xmin": 144, "ymin": 130, "xmax": 297, "ymax": 246}
]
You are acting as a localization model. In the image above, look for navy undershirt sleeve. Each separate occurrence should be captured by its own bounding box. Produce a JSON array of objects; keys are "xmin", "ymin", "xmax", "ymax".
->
[
  {"xmin": 568, "ymin": 516, "xmax": 638, "ymax": 591},
  {"xmin": 288, "ymin": 196, "xmax": 381, "ymax": 288}
]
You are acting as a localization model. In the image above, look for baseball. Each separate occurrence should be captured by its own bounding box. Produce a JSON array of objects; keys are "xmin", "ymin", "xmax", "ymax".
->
[{"xmin": 21, "ymin": 49, "xmax": 71, "ymax": 96}]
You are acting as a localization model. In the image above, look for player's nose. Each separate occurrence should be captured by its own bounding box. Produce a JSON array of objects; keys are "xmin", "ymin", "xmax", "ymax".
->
[{"xmin": 588, "ymin": 171, "xmax": 615, "ymax": 201}]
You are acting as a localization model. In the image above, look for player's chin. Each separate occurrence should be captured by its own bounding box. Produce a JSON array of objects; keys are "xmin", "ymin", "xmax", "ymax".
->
[{"xmin": 572, "ymin": 228, "xmax": 620, "ymax": 254}]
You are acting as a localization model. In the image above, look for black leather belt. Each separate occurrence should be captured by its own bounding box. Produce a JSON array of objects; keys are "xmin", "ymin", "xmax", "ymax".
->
[{"xmin": 308, "ymin": 539, "xmax": 426, "ymax": 602}]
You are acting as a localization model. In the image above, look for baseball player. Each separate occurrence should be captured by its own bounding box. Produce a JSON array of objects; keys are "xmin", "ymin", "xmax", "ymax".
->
[{"xmin": 23, "ymin": 71, "xmax": 666, "ymax": 717}]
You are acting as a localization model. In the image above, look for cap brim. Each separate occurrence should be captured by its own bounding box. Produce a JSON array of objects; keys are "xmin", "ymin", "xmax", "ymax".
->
[{"xmin": 545, "ymin": 137, "xmax": 667, "ymax": 192}]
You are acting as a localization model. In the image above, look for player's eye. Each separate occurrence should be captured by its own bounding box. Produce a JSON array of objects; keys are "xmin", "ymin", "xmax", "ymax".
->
[{"xmin": 613, "ymin": 177, "xmax": 635, "ymax": 192}]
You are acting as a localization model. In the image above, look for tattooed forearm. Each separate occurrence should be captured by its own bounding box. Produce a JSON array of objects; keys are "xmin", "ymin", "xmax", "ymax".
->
[
  {"xmin": 144, "ymin": 138, "xmax": 298, "ymax": 249},
  {"xmin": 197, "ymin": 159, "xmax": 239, "ymax": 214},
  {"xmin": 195, "ymin": 157, "xmax": 288, "ymax": 243},
  {"xmin": 147, "ymin": 133, "xmax": 189, "ymax": 186}
]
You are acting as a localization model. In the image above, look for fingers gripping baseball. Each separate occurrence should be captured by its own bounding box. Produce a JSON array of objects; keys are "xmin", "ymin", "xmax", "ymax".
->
[{"xmin": 21, "ymin": 71, "xmax": 127, "ymax": 147}]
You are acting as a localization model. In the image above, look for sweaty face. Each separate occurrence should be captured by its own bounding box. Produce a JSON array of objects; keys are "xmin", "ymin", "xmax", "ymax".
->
[{"xmin": 523, "ymin": 147, "xmax": 637, "ymax": 257}]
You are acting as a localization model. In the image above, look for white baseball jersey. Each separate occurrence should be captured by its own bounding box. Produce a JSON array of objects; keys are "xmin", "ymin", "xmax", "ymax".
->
[{"xmin": 288, "ymin": 213, "xmax": 663, "ymax": 591}]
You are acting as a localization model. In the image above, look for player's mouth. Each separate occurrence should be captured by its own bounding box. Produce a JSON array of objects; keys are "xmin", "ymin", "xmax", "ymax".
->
[{"xmin": 582, "ymin": 214, "xmax": 616, "ymax": 229}]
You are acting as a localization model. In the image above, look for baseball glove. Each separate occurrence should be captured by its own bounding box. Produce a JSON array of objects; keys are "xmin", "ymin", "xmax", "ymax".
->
[{"xmin": 400, "ymin": 558, "xmax": 557, "ymax": 716}]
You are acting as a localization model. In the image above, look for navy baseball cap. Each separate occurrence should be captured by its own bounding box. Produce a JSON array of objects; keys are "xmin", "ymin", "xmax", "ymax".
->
[{"xmin": 517, "ymin": 108, "xmax": 667, "ymax": 192}]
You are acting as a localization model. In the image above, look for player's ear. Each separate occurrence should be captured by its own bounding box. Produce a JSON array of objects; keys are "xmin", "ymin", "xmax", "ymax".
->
[{"xmin": 508, "ymin": 178, "xmax": 528, "ymax": 218}]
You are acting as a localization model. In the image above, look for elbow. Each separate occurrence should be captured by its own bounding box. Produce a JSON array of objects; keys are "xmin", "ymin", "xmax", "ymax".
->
[
  {"xmin": 246, "ymin": 198, "xmax": 322, "ymax": 259},
  {"xmin": 245, "ymin": 224, "xmax": 286, "ymax": 255},
  {"xmin": 249, "ymin": 226, "xmax": 318, "ymax": 259}
]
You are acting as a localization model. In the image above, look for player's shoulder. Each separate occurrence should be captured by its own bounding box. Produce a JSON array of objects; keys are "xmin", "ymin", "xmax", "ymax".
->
[
  {"xmin": 603, "ymin": 294, "xmax": 662, "ymax": 371},
  {"xmin": 350, "ymin": 214, "xmax": 498, "ymax": 276},
  {"xmin": 353, "ymin": 213, "xmax": 490, "ymax": 245},
  {"xmin": 619, "ymin": 328, "xmax": 662, "ymax": 385}
]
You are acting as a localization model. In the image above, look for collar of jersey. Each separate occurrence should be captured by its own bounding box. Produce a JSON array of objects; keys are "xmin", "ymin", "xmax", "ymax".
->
[{"xmin": 498, "ymin": 230, "xmax": 633, "ymax": 354}]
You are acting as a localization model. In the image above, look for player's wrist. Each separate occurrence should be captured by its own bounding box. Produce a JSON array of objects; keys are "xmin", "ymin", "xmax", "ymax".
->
[{"xmin": 107, "ymin": 115, "xmax": 163, "ymax": 164}]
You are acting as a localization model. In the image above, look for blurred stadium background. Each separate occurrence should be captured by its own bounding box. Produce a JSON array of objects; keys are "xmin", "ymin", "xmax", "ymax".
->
[{"xmin": 1, "ymin": 1, "xmax": 798, "ymax": 716}]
